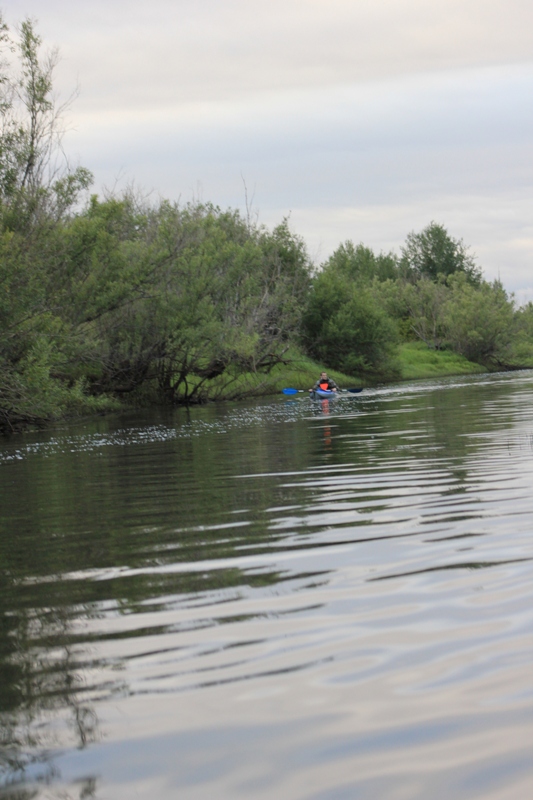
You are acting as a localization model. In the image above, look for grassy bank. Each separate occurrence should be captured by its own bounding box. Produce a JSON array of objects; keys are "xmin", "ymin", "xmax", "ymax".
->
[
  {"xmin": 256, "ymin": 343, "xmax": 487, "ymax": 399},
  {"xmin": 198, "ymin": 342, "xmax": 488, "ymax": 403},
  {"xmin": 260, "ymin": 353, "xmax": 361, "ymax": 394},
  {"xmin": 194, "ymin": 344, "xmax": 487, "ymax": 402},
  {"xmin": 0, "ymin": 344, "xmax": 492, "ymax": 435},
  {"xmin": 396, "ymin": 342, "xmax": 486, "ymax": 380},
  {"xmin": 177, "ymin": 353, "xmax": 361, "ymax": 401},
  {"xmin": 266, "ymin": 343, "xmax": 486, "ymax": 394}
]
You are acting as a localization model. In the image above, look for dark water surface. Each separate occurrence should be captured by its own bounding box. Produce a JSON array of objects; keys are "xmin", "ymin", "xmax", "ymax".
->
[{"xmin": 1, "ymin": 372, "xmax": 533, "ymax": 799}]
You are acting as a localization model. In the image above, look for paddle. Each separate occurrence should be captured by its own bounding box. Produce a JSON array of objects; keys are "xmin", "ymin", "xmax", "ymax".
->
[{"xmin": 282, "ymin": 387, "xmax": 363, "ymax": 395}]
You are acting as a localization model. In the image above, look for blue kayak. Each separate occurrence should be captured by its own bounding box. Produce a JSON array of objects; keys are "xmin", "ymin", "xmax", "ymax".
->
[{"xmin": 311, "ymin": 388, "xmax": 339, "ymax": 399}]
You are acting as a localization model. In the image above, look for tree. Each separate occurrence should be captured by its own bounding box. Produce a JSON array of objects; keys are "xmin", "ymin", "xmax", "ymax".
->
[
  {"xmin": 60, "ymin": 199, "xmax": 312, "ymax": 404},
  {"xmin": 324, "ymin": 241, "xmax": 398, "ymax": 283},
  {"xmin": 0, "ymin": 16, "xmax": 82, "ymax": 209},
  {"xmin": 302, "ymin": 270, "xmax": 399, "ymax": 376},
  {"xmin": 0, "ymin": 16, "xmax": 99, "ymax": 431},
  {"xmin": 400, "ymin": 278, "xmax": 449, "ymax": 349},
  {"xmin": 512, "ymin": 303, "xmax": 533, "ymax": 364},
  {"xmin": 442, "ymin": 275, "xmax": 515, "ymax": 365},
  {"xmin": 401, "ymin": 222, "xmax": 481, "ymax": 284}
]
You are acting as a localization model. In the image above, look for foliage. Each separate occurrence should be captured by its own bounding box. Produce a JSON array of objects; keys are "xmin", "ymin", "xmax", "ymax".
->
[
  {"xmin": 399, "ymin": 277, "xmax": 449, "ymax": 349},
  {"xmin": 302, "ymin": 269, "xmax": 399, "ymax": 377},
  {"xmin": 0, "ymin": 186, "xmax": 313, "ymax": 429},
  {"xmin": 301, "ymin": 222, "xmax": 533, "ymax": 379},
  {"xmin": 442, "ymin": 275, "xmax": 516, "ymax": 365},
  {"xmin": 324, "ymin": 241, "xmax": 399, "ymax": 283},
  {"xmin": 74, "ymin": 200, "xmax": 312, "ymax": 404},
  {"xmin": 401, "ymin": 222, "xmax": 481, "ymax": 284},
  {"xmin": 0, "ymin": 16, "xmax": 84, "ymax": 213},
  {"xmin": 0, "ymin": 16, "xmax": 315, "ymax": 431},
  {"xmin": 512, "ymin": 303, "xmax": 533, "ymax": 365}
]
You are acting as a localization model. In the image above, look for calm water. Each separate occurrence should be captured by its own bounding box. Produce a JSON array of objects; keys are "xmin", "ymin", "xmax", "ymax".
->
[{"xmin": 1, "ymin": 372, "xmax": 533, "ymax": 799}]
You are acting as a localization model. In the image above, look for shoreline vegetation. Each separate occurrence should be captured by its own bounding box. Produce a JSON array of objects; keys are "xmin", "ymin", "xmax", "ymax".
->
[{"xmin": 2, "ymin": 17, "xmax": 533, "ymax": 434}]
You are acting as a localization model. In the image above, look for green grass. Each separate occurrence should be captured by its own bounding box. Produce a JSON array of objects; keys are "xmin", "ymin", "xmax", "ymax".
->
[
  {"xmin": 264, "ymin": 352, "xmax": 361, "ymax": 393},
  {"xmin": 205, "ymin": 343, "xmax": 486, "ymax": 401},
  {"xmin": 127, "ymin": 343, "xmax": 488, "ymax": 409},
  {"xmin": 124, "ymin": 348, "xmax": 361, "ymax": 406},
  {"xmin": 266, "ymin": 343, "xmax": 488, "ymax": 393},
  {"xmin": 397, "ymin": 341, "xmax": 486, "ymax": 380},
  {"xmin": 199, "ymin": 350, "xmax": 362, "ymax": 400}
]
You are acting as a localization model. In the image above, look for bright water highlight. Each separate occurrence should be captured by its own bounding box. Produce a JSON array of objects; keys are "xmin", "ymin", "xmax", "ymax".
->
[{"xmin": 1, "ymin": 372, "xmax": 533, "ymax": 799}]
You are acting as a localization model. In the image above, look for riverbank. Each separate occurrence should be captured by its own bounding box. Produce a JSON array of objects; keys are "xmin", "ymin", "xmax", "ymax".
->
[
  {"xmin": 0, "ymin": 343, "xmax": 500, "ymax": 435},
  {"xmin": 394, "ymin": 341, "xmax": 487, "ymax": 380},
  {"xmin": 263, "ymin": 342, "xmax": 486, "ymax": 395}
]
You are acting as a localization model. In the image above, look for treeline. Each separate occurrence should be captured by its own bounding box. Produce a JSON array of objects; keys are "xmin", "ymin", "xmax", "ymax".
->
[
  {"xmin": 303, "ymin": 225, "xmax": 533, "ymax": 379},
  {"xmin": 1, "ymin": 17, "xmax": 533, "ymax": 433}
]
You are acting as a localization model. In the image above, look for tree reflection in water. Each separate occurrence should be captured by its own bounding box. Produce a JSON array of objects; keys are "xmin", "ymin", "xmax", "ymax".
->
[{"xmin": 0, "ymin": 599, "xmax": 102, "ymax": 798}]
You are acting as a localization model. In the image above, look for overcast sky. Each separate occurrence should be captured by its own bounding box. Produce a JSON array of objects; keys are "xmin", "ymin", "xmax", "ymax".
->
[{"xmin": 6, "ymin": 0, "xmax": 533, "ymax": 297}]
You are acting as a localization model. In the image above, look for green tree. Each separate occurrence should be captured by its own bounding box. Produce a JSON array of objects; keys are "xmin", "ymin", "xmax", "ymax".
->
[
  {"xmin": 324, "ymin": 241, "xmax": 398, "ymax": 283},
  {"xmin": 512, "ymin": 303, "xmax": 533, "ymax": 365},
  {"xmin": 60, "ymin": 199, "xmax": 311, "ymax": 404},
  {"xmin": 0, "ymin": 16, "xmax": 83, "ymax": 212},
  {"xmin": 401, "ymin": 222, "xmax": 481, "ymax": 284},
  {"xmin": 0, "ymin": 16, "xmax": 103, "ymax": 431},
  {"xmin": 302, "ymin": 270, "xmax": 399, "ymax": 376},
  {"xmin": 400, "ymin": 277, "xmax": 449, "ymax": 349},
  {"xmin": 442, "ymin": 275, "xmax": 515, "ymax": 365}
]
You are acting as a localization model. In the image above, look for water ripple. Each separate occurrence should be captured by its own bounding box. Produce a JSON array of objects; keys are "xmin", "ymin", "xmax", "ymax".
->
[{"xmin": 3, "ymin": 371, "xmax": 533, "ymax": 798}]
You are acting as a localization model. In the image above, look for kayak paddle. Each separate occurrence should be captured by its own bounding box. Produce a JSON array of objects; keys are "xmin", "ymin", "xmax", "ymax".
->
[{"xmin": 282, "ymin": 387, "xmax": 363, "ymax": 395}]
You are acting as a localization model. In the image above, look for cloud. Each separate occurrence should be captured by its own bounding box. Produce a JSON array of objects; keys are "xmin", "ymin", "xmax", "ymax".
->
[
  {"xmin": 10, "ymin": 0, "xmax": 533, "ymax": 107},
  {"xmin": 65, "ymin": 62, "xmax": 533, "ymax": 203}
]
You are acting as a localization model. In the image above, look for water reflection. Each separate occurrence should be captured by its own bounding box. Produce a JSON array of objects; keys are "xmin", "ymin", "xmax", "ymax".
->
[
  {"xmin": 1, "ymin": 372, "xmax": 533, "ymax": 797},
  {"xmin": 0, "ymin": 600, "xmax": 100, "ymax": 795}
]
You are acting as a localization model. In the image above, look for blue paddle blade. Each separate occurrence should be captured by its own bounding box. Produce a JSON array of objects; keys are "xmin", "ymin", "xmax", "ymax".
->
[{"xmin": 346, "ymin": 388, "xmax": 363, "ymax": 394}]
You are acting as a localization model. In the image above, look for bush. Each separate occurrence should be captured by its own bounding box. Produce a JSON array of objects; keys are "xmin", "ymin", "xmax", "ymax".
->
[{"xmin": 302, "ymin": 271, "xmax": 399, "ymax": 377}]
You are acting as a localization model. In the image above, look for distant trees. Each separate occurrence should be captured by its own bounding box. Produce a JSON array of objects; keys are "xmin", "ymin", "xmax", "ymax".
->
[
  {"xmin": 399, "ymin": 278, "xmax": 449, "ymax": 350},
  {"xmin": 380, "ymin": 224, "xmax": 517, "ymax": 365},
  {"xmin": 325, "ymin": 241, "xmax": 398, "ymax": 283},
  {"xmin": 443, "ymin": 275, "xmax": 515, "ymax": 364},
  {"xmin": 302, "ymin": 275, "xmax": 399, "ymax": 376},
  {"xmin": 301, "ymin": 221, "xmax": 527, "ymax": 378}
]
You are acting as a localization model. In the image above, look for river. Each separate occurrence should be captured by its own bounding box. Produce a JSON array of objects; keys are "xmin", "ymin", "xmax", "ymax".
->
[{"xmin": 1, "ymin": 371, "xmax": 533, "ymax": 799}]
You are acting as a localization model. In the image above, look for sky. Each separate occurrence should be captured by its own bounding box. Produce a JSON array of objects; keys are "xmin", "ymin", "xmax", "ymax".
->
[{"xmin": 5, "ymin": 0, "xmax": 533, "ymax": 298}]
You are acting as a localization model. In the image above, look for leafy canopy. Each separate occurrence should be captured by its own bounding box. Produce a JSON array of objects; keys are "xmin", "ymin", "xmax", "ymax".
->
[{"xmin": 401, "ymin": 222, "xmax": 481, "ymax": 284}]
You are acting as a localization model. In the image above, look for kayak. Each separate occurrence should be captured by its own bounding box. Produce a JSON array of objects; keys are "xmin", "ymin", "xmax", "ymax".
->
[
  {"xmin": 311, "ymin": 388, "xmax": 339, "ymax": 400},
  {"xmin": 282, "ymin": 387, "xmax": 363, "ymax": 396}
]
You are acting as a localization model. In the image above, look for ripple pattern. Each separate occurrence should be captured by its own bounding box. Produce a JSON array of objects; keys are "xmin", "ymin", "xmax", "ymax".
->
[{"xmin": 2, "ymin": 371, "xmax": 533, "ymax": 799}]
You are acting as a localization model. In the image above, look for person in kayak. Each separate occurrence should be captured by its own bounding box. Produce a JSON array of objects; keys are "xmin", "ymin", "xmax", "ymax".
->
[{"xmin": 310, "ymin": 372, "xmax": 338, "ymax": 393}]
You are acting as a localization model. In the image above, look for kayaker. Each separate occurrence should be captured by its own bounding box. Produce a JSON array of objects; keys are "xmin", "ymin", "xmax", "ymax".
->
[{"xmin": 310, "ymin": 372, "xmax": 338, "ymax": 393}]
